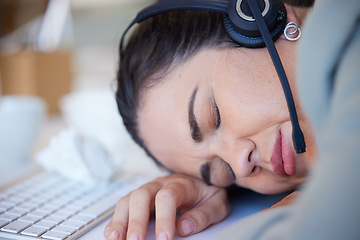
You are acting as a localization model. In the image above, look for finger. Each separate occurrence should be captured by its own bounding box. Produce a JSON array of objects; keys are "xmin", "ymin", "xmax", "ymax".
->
[
  {"xmin": 154, "ymin": 184, "xmax": 181, "ymax": 240},
  {"xmin": 176, "ymin": 189, "xmax": 230, "ymax": 237},
  {"xmin": 105, "ymin": 194, "xmax": 130, "ymax": 240},
  {"xmin": 127, "ymin": 183, "xmax": 163, "ymax": 240}
]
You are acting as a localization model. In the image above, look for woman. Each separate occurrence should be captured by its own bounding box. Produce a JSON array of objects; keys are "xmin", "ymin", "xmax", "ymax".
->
[{"xmin": 105, "ymin": 1, "xmax": 318, "ymax": 239}]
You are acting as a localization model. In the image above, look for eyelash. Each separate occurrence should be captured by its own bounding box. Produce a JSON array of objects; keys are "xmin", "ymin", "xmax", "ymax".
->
[{"xmin": 215, "ymin": 103, "xmax": 221, "ymax": 129}]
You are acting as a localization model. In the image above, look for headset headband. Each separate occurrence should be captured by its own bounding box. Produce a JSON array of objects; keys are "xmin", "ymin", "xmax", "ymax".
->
[
  {"xmin": 121, "ymin": 0, "xmax": 285, "ymax": 50},
  {"xmin": 135, "ymin": 0, "xmax": 228, "ymax": 22}
]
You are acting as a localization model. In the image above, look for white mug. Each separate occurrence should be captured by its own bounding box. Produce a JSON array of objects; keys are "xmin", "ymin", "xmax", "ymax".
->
[{"xmin": 0, "ymin": 95, "xmax": 46, "ymax": 172}]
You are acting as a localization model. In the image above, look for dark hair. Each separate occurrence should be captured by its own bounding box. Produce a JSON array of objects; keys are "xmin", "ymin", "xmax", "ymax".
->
[{"xmin": 115, "ymin": 1, "xmax": 315, "ymax": 163}]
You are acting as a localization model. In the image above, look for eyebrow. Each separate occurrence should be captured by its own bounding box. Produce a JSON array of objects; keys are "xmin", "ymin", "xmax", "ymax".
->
[{"xmin": 188, "ymin": 87, "xmax": 203, "ymax": 142}]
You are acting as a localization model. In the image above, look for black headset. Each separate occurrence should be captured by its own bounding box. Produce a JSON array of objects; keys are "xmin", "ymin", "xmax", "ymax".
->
[{"xmin": 120, "ymin": 0, "xmax": 306, "ymax": 154}]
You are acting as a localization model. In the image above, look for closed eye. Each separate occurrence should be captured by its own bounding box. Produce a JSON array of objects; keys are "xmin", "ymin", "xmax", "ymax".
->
[{"xmin": 215, "ymin": 102, "xmax": 221, "ymax": 129}]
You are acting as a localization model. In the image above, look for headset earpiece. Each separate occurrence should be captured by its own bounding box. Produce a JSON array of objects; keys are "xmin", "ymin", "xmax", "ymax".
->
[{"xmin": 224, "ymin": 0, "xmax": 286, "ymax": 48}]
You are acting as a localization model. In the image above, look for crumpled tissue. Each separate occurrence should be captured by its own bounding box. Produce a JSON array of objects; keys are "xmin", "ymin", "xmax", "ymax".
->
[
  {"xmin": 59, "ymin": 89, "xmax": 134, "ymax": 161},
  {"xmin": 36, "ymin": 128, "xmax": 121, "ymax": 185},
  {"xmin": 59, "ymin": 89, "xmax": 168, "ymax": 179}
]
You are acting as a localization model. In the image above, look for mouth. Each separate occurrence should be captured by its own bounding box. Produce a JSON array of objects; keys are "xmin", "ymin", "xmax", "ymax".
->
[{"xmin": 270, "ymin": 129, "xmax": 296, "ymax": 176}]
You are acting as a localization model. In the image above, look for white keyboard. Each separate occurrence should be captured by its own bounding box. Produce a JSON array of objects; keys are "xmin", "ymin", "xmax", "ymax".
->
[{"xmin": 0, "ymin": 172, "xmax": 141, "ymax": 240}]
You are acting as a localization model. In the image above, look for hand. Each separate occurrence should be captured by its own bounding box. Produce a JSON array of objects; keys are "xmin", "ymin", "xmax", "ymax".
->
[{"xmin": 104, "ymin": 173, "xmax": 230, "ymax": 240}]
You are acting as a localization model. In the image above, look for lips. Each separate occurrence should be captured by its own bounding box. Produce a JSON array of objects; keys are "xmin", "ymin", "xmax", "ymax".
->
[{"xmin": 270, "ymin": 130, "xmax": 296, "ymax": 176}]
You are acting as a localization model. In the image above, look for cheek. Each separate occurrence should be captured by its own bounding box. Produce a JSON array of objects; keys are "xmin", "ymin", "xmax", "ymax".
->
[{"xmin": 219, "ymin": 82, "xmax": 289, "ymax": 136}]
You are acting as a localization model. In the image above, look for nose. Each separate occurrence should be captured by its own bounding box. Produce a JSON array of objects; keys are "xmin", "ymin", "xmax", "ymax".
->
[{"xmin": 215, "ymin": 138, "xmax": 257, "ymax": 178}]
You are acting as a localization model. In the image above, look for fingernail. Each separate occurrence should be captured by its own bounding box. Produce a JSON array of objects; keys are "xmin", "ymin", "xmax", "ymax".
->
[
  {"xmin": 181, "ymin": 219, "xmax": 194, "ymax": 235},
  {"xmin": 127, "ymin": 232, "xmax": 139, "ymax": 240},
  {"xmin": 104, "ymin": 226, "xmax": 110, "ymax": 238},
  {"xmin": 157, "ymin": 232, "xmax": 168, "ymax": 240},
  {"xmin": 108, "ymin": 230, "xmax": 120, "ymax": 240}
]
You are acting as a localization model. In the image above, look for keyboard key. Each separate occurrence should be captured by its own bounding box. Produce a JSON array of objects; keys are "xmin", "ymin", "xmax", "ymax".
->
[
  {"xmin": 1, "ymin": 220, "xmax": 31, "ymax": 233},
  {"xmin": 79, "ymin": 192, "xmax": 121, "ymax": 218},
  {"xmin": 41, "ymin": 204, "xmax": 60, "ymax": 213},
  {"xmin": 70, "ymin": 200, "xmax": 89, "ymax": 209},
  {"xmin": 25, "ymin": 200, "xmax": 42, "ymax": 208},
  {"xmin": 0, "ymin": 202, "xmax": 13, "ymax": 211},
  {"xmin": 41, "ymin": 230, "xmax": 69, "ymax": 240},
  {"xmin": 61, "ymin": 219, "xmax": 84, "ymax": 230},
  {"xmin": 12, "ymin": 191, "xmax": 33, "ymax": 200},
  {"xmin": 18, "ymin": 215, "xmax": 42, "ymax": 223},
  {"xmin": 34, "ymin": 220, "xmax": 56, "ymax": 230},
  {"xmin": 0, "ymin": 219, "xmax": 9, "ymax": 228},
  {"xmin": 36, "ymin": 193, "xmax": 57, "ymax": 202},
  {"xmin": 37, "ymin": 206, "xmax": 56, "ymax": 214},
  {"xmin": 0, "ymin": 193, "xmax": 6, "ymax": 200},
  {"xmin": 61, "ymin": 206, "xmax": 80, "ymax": 214},
  {"xmin": 16, "ymin": 202, "xmax": 37, "ymax": 211},
  {"xmin": 52, "ymin": 210, "xmax": 73, "ymax": 219},
  {"xmin": 0, "ymin": 213, "xmax": 18, "ymax": 221},
  {"xmin": 21, "ymin": 226, "xmax": 47, "ymax": 237},
  {"xmin": 52, "ymin": 225, "xmax": 76, "ymax": 235},
  {"xmin": 68, "ymin": 214, "xmax": 94, "ymax": 224},
  {"xmin": 28, "ymin": 210, "xmax": 49, "ymax": 218},
  {"xmin": 7, "ymin": 207, "xmax": 29, "ymax": 216},
  {"xmin": 47, "ymin": 199, "xmax": 66, "ymax": 208},
  {"xmin": 30, "ymin": 197, "xmax": 49, "ymax": 205},
  {"xmin": 42, "ymin": 216, "xmax": 65, "ymax": 224},
  {"xmin": 5, "ymin": 196, "xmax": 24, "ymax": 206},
  {"xmin": 65, "ymin": 203, "xmax": 84, "ymax": 211},
  {"xmin": 0, "ymin": 200, "xmax": 16, "ymax": 206}
]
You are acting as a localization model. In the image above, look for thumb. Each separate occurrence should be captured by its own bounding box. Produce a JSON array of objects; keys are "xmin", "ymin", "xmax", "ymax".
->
[{"xmin": 175, "ymin": 190, "xmax": 230, "ymax": 237}]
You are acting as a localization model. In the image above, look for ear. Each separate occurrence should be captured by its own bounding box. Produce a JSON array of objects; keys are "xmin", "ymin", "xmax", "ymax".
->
[{"xmin": 279, "ymin": 4, "xmax": 301, "ymax": 40}]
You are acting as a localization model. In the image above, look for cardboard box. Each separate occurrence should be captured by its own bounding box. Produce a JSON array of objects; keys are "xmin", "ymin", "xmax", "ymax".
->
[
  {"xmin": 0, "ymin": 0, "xmax": 48, "ymax": 38},
  {"xmin": 0, "ymin": 50, "xmax": 73, "ymax": 114}
]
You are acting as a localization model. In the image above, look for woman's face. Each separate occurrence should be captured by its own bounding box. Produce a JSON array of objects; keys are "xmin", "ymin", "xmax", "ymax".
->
[{"xmin": 138, "ymin": 39, "xmax": 316, "ymax": 194}]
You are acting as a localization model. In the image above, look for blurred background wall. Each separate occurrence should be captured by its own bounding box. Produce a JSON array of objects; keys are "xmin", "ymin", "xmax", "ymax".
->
[
  {"xmin": 0, "ymin": 0, "xmax": 166, "ymax": 180},
  {"xmin": 0, "ymin": 0, "xmax": 149, "ymax": 113}
]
